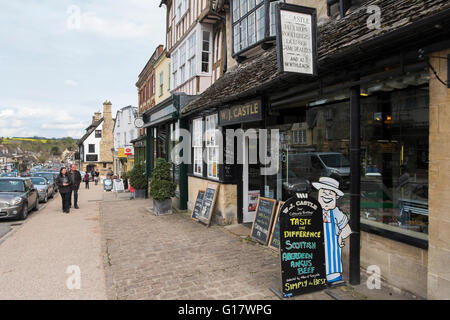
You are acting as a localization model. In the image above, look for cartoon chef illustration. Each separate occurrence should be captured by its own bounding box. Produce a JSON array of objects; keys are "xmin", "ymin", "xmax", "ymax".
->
[{"xmin": 312, "ymin": 177, "xmax": 352, "ymax": 284}]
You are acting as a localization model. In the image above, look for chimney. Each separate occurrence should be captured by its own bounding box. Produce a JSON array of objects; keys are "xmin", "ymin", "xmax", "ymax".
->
[
  {"xmin": 103, "ymin": 100, "xmax": 112, "ymax": 120},
  {"xmin": 93, "ymin": 112, "xmax": 102, "ymax": 123}
]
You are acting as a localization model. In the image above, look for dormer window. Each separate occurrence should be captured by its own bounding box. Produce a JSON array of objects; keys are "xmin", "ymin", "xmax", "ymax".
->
[{"xmin": 232, "ymin": 0, "xmax": 284, "ymax": 58}]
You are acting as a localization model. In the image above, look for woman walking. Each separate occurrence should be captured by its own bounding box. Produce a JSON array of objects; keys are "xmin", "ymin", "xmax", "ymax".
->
[
  {"xmin": 84, "ymin": 172, "xmax": 90, "ymax": 189},
  {"xmin": 56, "ymin": 167, "xmax": 72, "ymax": 213}
]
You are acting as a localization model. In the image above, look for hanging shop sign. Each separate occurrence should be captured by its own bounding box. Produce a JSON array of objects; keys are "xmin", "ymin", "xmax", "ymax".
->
[
  {"xmin": 279, "ymin": 193, "xmax": 327, "ymax": 297},
  {"xmin": 118, "ymin": 148, "xmax": 126, "ymax": 158},
  {"xmin": 124, "ymin": 146, "xmax": 134, "ymax": 156},
  {"xmin": 275, "ymin": 3, "xmax": 318, "ymax": 76},
  {"xmin": 218, "ymin": 99, "xmax": 262, "ymax": 126},
  {"xmin": 86, "ymin": 154, "xmax": 98, "ymax": 162}
]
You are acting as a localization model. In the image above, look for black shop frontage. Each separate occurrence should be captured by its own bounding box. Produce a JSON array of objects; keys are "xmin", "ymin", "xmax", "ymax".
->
[{"xmin": 180, "ymin": 0, "xmax": 450, "ymax": 298}]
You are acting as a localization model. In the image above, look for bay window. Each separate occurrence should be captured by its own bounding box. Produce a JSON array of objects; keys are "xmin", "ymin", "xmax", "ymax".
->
[
  {"xmin": 193, "ymin": 118, "xmax": 203, "ymax": 176},
  {"xmin": 188, "ymin": 32, "xmax": 196, "ymax": 78},
  {"xmin": 231, "ymin": 0, "xmax": 285, "ymax": 57},
  {"xmin": 172, "ymin": 51, "xmax": 178, "ymax": 88},
  {"xmin": 206, "ymin": 114, "xmax": 219, "ymax": 179},
  {"xmin": 201, "ymin": 31, "xmax": 211, "ymax": 73},
  {"xmin": 180, "ymin": 43, "xmax": 186, "ymax": 84}
]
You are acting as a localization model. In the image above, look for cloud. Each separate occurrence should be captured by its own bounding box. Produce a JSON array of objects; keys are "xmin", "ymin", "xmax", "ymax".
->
[
  {"xmin": 64, "ymin": 79, "xmax": 78, "ymax": 87},
  {"xmin": 77, "ymin": 11, "xmax": 152, "ymax": 39},
  {"xmin": 0, "ymin": 99, "xmax": 91, "ymax": 138}
]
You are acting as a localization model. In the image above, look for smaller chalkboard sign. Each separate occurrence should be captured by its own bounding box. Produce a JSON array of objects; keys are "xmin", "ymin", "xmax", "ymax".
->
[
  {"xmin": 250, "ymin": 197, "xmax": 277, "ymax": 245},
  {"xmin": 191, "ymin": 190, "xmax": 205, "ymax": 221},
  {"xmin": 268, "ymin": 201, "xmax": 284, "ymax": 251},
  {"xmin": 198, "ymin": 182, "xmax": 219, "ymax": 226}
]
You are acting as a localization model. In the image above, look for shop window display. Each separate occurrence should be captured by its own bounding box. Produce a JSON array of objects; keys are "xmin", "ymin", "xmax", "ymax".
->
[{"xmin": 266, "ymin": 82, "xmax": 429, "ymax": 241}]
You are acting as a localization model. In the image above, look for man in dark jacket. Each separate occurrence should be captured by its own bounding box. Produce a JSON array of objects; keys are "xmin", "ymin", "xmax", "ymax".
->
[{"xmin": 68, "ymin": 164, "xmax": 82, "ymax": 209}]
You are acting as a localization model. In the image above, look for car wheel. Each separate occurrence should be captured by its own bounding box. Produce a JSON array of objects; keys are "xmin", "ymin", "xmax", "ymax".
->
[
  {"xmin": 43, "ymin": 194, "xmax": 48, "ymax": 203},
  {"xmin": 18, "ymin": 203, "xmax": 28, "ymax": 220}
]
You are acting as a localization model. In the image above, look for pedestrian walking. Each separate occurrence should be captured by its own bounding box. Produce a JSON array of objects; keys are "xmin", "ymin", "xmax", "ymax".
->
[
  {"xmin": 84, "ymin": 172, "xmax": 90, "ymax": 189},
  {"xmin": 55, "ymin": 167, "xmax": 72, "ymax": 214},
  {"xmin": 94, "ymin": 169, "xmax": 99, "ymax": 185},
  {"xmin": 68, "ymin": 164, "xmax": 82, "ymax": 209}
]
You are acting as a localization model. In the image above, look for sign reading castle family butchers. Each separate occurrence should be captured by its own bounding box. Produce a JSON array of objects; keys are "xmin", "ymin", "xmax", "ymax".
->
[
  {"xmin": 219, "ymin": 99, "xmax": 262, "ymax": 126},
  {"xmin": 275, "ymin": 3, "xmax": 318, "ymax": 76}
]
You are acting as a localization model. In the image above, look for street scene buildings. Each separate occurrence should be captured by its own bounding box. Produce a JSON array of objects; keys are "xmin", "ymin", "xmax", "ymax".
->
[{"xmin": 0, "ymin": 0, "xmax": 450, "ymax": 302}]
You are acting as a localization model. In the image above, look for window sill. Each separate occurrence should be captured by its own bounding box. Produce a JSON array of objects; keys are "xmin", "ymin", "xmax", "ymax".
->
[{"xmin": 360, "ymin": 220, "xmax": 428, "ymax": 250}]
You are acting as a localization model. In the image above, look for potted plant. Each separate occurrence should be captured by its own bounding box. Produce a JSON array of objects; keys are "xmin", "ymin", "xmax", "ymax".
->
[
  {"xmin": 149, "ymin": 158, "xmax": 176, "ymax": 215},
  {"xmin": 129, "ymin": 163, "xmax": 147, "ymax": 199}
]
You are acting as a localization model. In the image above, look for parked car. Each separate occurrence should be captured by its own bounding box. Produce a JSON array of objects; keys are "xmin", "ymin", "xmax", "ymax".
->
[
  {"xmin": 30, "ymin": 177, "xmax": 54, "ymax": 203},
  {"xmin": 33, "ymin": 172, "xmax": 58, "ymax": 193},
  {"xmin": 0, "ymin": 172, "xmax": 18, "ymax": 177},
  {"xmin": 0, "ymin": 177, "xmax": 39, "ymax": 220}
]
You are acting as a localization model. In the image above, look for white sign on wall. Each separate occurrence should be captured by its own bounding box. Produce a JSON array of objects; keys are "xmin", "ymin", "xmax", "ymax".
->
[{"xmin": 276, "ymin": 4, "xmax": 317, "ymax": 76}]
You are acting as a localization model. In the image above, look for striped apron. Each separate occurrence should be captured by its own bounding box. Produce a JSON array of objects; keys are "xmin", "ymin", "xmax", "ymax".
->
[{"xmin": 323, "ymin": 209, "xmax": 342, "ymax": 281}]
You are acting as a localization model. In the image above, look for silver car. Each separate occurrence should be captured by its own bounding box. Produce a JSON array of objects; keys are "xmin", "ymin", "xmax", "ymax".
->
[
  {"xmin": 0, "ymin": 177, "xmax": 39, "ymax": 220},
  {"xmin": 30, "ymin": 177, "xmax": 54, "ymax": 203}
]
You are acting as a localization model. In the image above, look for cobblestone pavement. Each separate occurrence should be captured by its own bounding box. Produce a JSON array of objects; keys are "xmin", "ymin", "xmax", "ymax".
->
[{"xmin": 101, "ymin": 197, "xmax": 333, "ymax": 300}]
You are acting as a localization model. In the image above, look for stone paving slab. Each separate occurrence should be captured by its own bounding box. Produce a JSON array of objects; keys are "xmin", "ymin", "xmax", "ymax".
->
[
  {"xmin": 100, "ymin": 199, "xmax": 333, "ymax": 300},
  {"xmin": 0, "ymin": 185, "xmax": 106, "ymax": 299}
]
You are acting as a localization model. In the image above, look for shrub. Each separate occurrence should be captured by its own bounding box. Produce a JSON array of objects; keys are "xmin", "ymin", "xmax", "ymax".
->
[
  {"xmin": 149, "ymin": 158, "xmax": 176, "ymax": 201},
  {"xmin": 129, "ymin": 163, "xmax": 147, "ymax": 190}
]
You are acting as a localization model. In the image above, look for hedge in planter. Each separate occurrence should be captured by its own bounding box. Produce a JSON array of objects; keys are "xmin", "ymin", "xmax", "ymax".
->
[
  {"xmin": 129, "ymin": 163, "xmax": 147, "ymax": 198},
  {"xmin": 150, "ymin": 158, "xmax": 176, "ymax": 214},
  {"xmin": 149, "ymin": 158, "xmax": 176, "ymax": 201}
]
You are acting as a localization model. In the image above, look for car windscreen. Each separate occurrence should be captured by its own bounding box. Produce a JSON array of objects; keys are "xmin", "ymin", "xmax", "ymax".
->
[
  {"xmin": 31, "ymin": 178, "xmax": 46, "ymax": 185},
  {"xmin": 319, "ymin": 154, "xmax": 350, "ymax": 168},
  {"xmin": 0, "ymin": 180, "xmax": 25, "ymax": 192},
  {"xmin": 35, "ymin": 173, "xmax": 54, "ymax": 181}
]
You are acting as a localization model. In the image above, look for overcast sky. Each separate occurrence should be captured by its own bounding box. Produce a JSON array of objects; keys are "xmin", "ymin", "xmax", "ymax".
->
[{"xmin": 0, "ymin": 0, "xmax": 165, "ymax": 139}]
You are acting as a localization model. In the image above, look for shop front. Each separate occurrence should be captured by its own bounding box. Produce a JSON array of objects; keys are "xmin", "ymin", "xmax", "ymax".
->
[
  {"xmin": 179, "ymin": 0, "xmax": 450, "ymax": 298},
  {"xmin": 143, "ymin": 93, "xmax": 197, "ymax": 210}
]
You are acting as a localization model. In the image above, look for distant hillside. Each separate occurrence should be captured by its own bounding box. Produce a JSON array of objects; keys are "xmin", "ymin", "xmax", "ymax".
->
[{"xmin": 0, "ymin": 136, "xmax": 77, "ymax": 163}]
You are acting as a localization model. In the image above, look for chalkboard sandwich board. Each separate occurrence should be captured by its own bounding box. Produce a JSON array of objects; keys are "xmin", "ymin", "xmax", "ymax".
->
[
  {"xmin": 191, "ymin": 190, "xmax": 205, "ymax": 221},
  {"xmin": 279, "ymin": 193, "xmax": 327, "ymax": 298},
  {"xmin": 268, "ymin": 201, "xmax": 284, "ymax": 251},
  {"xmin": 198, "ymin": 182, "xmax": 219, "ymax": 226},
  {"xmin": 250, "ymin": 197, "xmax": 277, "ymax": 245}
]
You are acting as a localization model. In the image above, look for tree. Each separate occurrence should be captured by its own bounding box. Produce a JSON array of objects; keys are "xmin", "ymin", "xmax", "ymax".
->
[{"xmin": 51, "ymin": 146, "xmax": 61, "ymax": 156}]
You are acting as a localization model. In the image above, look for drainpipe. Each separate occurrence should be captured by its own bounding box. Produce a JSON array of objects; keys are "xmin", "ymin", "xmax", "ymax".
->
[{"xmin": 349, "ymin": 75, "xmax": 361, "ymax": 285}]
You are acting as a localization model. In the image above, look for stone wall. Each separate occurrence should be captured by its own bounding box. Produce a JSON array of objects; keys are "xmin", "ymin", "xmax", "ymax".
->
[
  {"xmin": 341, "ymin": 231, "xmax": 428, "ymax": 298},
  {"xmin": 428, "ymin": 49, "xmax": 450, "ymax": 299},
  {"xmin": 187, "ymin": 176, "xmax": 238, "ymax": 225}
]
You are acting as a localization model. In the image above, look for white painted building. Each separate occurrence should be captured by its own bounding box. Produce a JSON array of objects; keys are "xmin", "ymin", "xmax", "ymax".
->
[
  {"xmin": 162, "ymin": 0, "xmax": 226, "ymax": 96},
  {"xmin": 113, "ymin": 105, "xmax": 139, "ymax": 175}
]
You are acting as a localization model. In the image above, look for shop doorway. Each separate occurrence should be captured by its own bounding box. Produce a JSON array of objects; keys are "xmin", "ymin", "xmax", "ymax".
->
[{"xmin": 242, "ymin": 134, "xmax": 261, "ymax": 223}]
